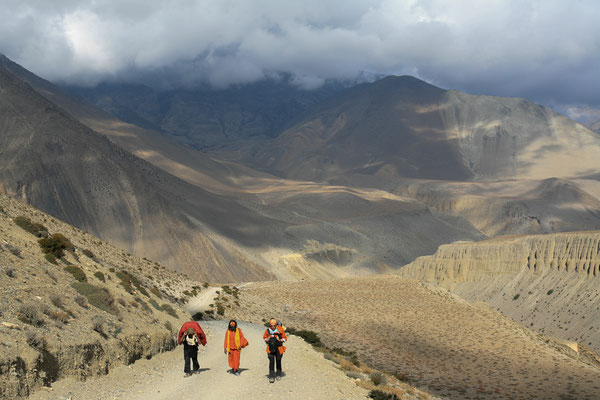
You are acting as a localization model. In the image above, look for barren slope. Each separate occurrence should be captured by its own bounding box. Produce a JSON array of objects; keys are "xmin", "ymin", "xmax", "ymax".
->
[
  {"xmin": 0, "ymin": 192, "xmax": 197, "ymax": 399},
  {"xmin": 231, "ymin": 276, "xmax": 600, "ymax": 399},
  {"xmin": 223, "ymin": 75, "xmax": 600, "ymax": 183},
  {"xmin": 0, "ymin": 63, "xmax": 282, "ymax": 282},
  {"xmin": 392, "ymin": 177, "xmax": 600, "ymax": 237},
  {"xmin": 399, "ymin": 231, "xmax": 600, "ymax": 353}
]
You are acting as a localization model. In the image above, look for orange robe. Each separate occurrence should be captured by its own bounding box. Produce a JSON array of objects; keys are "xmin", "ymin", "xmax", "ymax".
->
[
  {"xmin": 224, "ymin": 328, "xmax": 248, "ymax": 371},
  {"xmin": 263, "ymin": 325, "xmax": 287, "ymax": 354}
]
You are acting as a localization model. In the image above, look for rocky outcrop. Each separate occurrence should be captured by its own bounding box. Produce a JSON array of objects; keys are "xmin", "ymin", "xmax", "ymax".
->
[
  {"xmin": 0, "ymin": 331, "xmax": 175, "ymax": 399},
  {"xmin": 399, "ymin": 232, "xmax": 600, "ymax": 288}
]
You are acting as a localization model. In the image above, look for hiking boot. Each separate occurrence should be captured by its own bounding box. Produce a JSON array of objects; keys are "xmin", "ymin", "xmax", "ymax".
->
[
  {"xmin": 276, "ymin": 375, "xmax": 281, "ymax": 381},
  {"xmin": 269, "ymin": 376, "xmax": 275, "ymax": 383},
  {"xmin": 234, "ymin": 371, "xmax": 240, "ymax": 376},
  {"xmin": 184, "ymin": 372, "xmax": 192, "ymax": 378}
]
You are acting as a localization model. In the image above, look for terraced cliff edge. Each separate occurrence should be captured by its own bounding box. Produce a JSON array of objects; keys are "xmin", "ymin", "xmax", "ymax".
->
[{"xmin": 399, "ymin": 231, "xmax": 600, "ymax": 353}]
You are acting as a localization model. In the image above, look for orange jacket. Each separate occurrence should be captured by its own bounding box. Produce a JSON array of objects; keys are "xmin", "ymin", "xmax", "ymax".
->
[
  {"xmin": 178, "ymin": 321, "xmax": 207, "ymax": 346},
  {"xmin": 224, "ymin": 328, "xmax": 248, "ymax": 352},
  {"xmin": 263, "ymin": 326, "xmax": 287, "ymax": 354}
]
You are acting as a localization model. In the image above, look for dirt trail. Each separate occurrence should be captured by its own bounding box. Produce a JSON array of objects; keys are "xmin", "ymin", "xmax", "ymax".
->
[
  {"xmin": 183, "ymin": 287, "xmax": 219, "ymax": 315},
  {"xmin": 29, "ymin": 321, "xmax": 369, "ymax": 400}
]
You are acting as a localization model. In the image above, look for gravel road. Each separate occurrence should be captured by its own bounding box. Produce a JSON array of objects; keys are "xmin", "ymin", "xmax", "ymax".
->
[{"xmin": 29, "ymin": 320, "xmax": 369, "ymax": 400}]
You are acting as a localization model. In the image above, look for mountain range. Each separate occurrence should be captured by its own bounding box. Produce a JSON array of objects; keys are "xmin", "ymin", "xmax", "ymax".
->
[{"xmin": 2, "ymin": 54, "xmax": 600, "ymax": 283}]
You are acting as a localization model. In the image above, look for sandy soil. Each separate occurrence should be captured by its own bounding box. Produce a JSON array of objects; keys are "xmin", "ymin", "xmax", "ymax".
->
[
  {"xmin": 28, "ymin": 321, "xmax": 369, "ymax": 400},
  {"xmin": 183, "ymin": 286, "xmax": 219, "ymax": 315}
]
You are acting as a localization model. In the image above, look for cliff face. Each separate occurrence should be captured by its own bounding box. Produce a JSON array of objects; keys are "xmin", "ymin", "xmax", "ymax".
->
[
  {"xmin": 400, "ymin": 232, "xmax": 600, "ymax": 287},
  {"xmin": 399, "ymin": 231, "xmax": 600, "ymax": 353}
]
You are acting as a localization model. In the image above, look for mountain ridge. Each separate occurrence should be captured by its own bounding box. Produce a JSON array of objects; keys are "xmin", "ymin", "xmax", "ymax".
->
[{"xmin": 0, "ymin": 62, "xmax": 280, "ymax": 282}]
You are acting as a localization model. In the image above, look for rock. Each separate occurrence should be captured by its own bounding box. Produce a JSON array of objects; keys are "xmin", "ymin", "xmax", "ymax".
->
[
  {"xmin": 400, "ymin": 231, "xmax": 600, "ymax": 287},
  {"xmin": 1, "ymin": 322, "xmax": 21, "ymax": 330}
]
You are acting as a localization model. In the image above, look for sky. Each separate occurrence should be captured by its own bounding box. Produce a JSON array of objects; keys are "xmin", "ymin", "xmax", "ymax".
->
[{"xmin": 1, "ymin": 0, "xmax": 599, "ymax": 122}]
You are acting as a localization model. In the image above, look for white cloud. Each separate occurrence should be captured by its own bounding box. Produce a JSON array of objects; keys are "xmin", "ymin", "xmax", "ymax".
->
[{"xmin": 0, "ymin": 0, "xmax": 599, "ymax": 106}]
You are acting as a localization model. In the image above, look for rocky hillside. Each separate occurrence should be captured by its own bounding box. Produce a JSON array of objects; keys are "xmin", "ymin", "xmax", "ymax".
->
[
  {"xmin": 399, "ymin": 231, "xmax": 600, "ymax": 353},
  {"xmin": 60, "ymin": 77, "xmax": 343, "ymax": 148},
  {"xmin": 221, "ymin": 76, "xmax": 600, "ymax": 183},
  {"xmin": 393, "ymin": 177, "xmax": 600, "ymax": 237},
  {"xmin": 0, "ymin": 191, "xmax": 203, "ymax": 399},
  {"xmin": 0, "ymin": 60, "xmax": 281, "ymax": 282}
]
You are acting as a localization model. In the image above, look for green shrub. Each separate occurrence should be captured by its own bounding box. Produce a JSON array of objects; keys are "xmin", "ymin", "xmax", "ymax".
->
[
  {"xmin": 164, "ymin": 321, "xmax": 173, "ymax": 332},
  {"xmin": 135, "ymin": 297, "xmax": 152, "ymax": 313},
  {"xmin": 203, "ymin": 282, "xmax": 209, "ymax": 288},
  {"xmin": 5, "ymin": 244, "xmax": 22, "ymax": 257},
  {"xmin": 39, "ymin": 233, "xmax": 74, "ymax": 258},
  {"xmin": 14, "ymin": 216, "xmax": 48, "ymax": 237},
  {"xmin": 26, "ymin": 329, "xmax": 47, "ymax": 350},
  {"xmin": 64, "ymin": 266, "xmax": 87, "ymax": 282},
  {"xmin": 151, "ymin": 287, "xmax": 162, "ymax": 299},
  {"xmin": 91, "ymin": 315, "xmax": 105, "ymax": 333},
  {"xmin": 368, "ymin": 390, "xmax": 399, "ymax": 400},
  {"xmin": 149, "ymin": 298, "xmax": 161, "ymax": 310},
  {"xmin": 74, "ymin": 295, "xmax": 88, "ymax": 308},
  {"xmin": 116, "ymin": 271, "xmax": 148, "ymax": 296},
  {"xmin": 45, "ymin": 253, "xmax": 57, "ymax": 265},
  {"xmin": 288, "ymin": 328, "xmax": 321, "ymax": 346},
  {"xmin": 129, "ymin": 274, "xmax": 149, "ymax": 297},
  {"xmin": 71, "ymin": 282, "xmax": 118, "ymax": 315},
  {"xmin": 513, "ymin": 293, "xmax": 520, "ymax": 300},
  {"xmin": 112, "ymin": 326, "xmax": 123, "ymax": 338},
  {"xmin": 94, "ymin": 271, "xmax": 106, "ymax": 282},
  {"xmin": 82, "ymin": 249, "xmax": 95, "ymax": 259},
  {"xmin": 160, "ymin": 304, "xmax": 178, "ymax": 318},
  {"xmin": 547, "ymin": 289, "xmax": 554, "ymax": 295},
  {"xmin": 18, "ymin": 303, "xmax": 45, "ymax": 326},
  {"xmin": 370, "ymin": 372, "xmax": 386, "ymax": 386},
  {"xmin": 192, "ymin": 311, "xmax": 204, "ymax": 321},
  {"xmin": 49, "ymin": 294, "xmax": 63, "ymax": 308},
  {"xmin": 216, "ymin": 303, "xmax": 225, "ymax": 316},
  {"xmin": 393, "ymin": 372, "xmax": 412, "ymax": 383},
  {"xmin": 331, "ymin": 347, "xmax": 360, "ymax": 366},
  {"xmin": 116, "ymin": 271, "xmax": 133, "ymax": 293},
  {"xmin": 49, "ymin": 310, "xmax": 69, "ymax": 324}
]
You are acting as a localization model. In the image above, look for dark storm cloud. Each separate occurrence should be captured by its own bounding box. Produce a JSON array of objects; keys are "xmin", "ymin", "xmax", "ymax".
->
[{"xmin": 1, "ymin": 0, "xmax": 599, "ymax": 108}]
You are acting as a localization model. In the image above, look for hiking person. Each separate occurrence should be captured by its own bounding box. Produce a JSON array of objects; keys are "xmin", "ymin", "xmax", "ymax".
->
[
  {"xmin": 223, "ymin": 319, "xmax": 248, "ymax": 375},
  {"xmin": 263, "ymin": 318, "xmax": 287, "ymax": 383},
  {"xmin": 178, "ymin": 321, "xmax": 207, "ymax": 376}
]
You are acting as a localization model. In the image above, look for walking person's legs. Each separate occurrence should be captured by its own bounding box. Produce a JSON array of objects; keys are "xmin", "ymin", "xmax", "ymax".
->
[
  {"xmin": 191, "ymin": 348, "xmax": 199, "ymax": 372},
  {"xmin": 275, "ymin": 353, "xmax": 283, "ymax": 380},
  {"xmin": 268, "ymin": 353, "xmax": 276, "ymax": 382},
  {"xmin": 184, "ymin": 348, "xmax": 192, "ymax": 375}
]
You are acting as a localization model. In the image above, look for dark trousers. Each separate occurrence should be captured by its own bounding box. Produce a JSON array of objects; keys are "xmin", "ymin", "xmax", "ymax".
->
[
  {"xmin": 268, "ymin": 352, "xmax": 283, "ymax": 377},
  {"xmin": 184, "ymin": 346, "xmax": 199, "ymax": 373}
]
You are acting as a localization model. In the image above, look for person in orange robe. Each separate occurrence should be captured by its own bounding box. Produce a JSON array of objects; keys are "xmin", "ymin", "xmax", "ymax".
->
[{"xmin": 224, "ymin": 320, "xmax": 248, "ymax": 375}]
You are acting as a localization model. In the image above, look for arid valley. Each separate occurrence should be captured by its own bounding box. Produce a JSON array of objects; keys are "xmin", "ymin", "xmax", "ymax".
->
[{"xmin": 2, "ymin": 2, "xmax": 600, "ymax": 399}]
